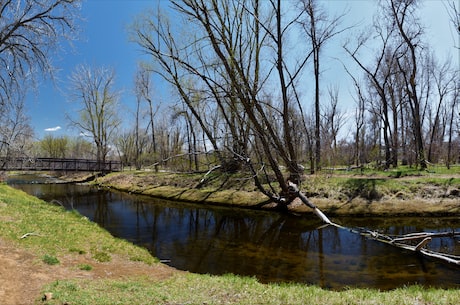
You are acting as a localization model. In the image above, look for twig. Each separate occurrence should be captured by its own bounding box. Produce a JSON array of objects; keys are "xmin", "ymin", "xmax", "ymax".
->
[{"xmin": 20, "ymin": 232, "xmax": 41, "ymax": 239}]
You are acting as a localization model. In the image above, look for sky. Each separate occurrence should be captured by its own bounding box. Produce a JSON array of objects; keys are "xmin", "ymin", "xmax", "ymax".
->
[{"xmin": 27, "ymin": 0, "xmax": 459, "ymax": 140}]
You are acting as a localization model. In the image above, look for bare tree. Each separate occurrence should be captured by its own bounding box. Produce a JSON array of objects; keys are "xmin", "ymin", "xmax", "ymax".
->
[
  {"xmin": 0, "ymin": 0, "xmax": 79, "ymax": 161},
  {"xmin": 389, "ymin": 0, "xmax": 427, "ymax": 169},
  {"xmin": 321, "ymin": 85, "xmax": 344, "ymax": 167},
  {"xmin": 346, "ymin": 70, "xmax": 367, "ymax": 167},
  {"xmin": 427, "ymin": 56, "xmax": 456, "ymax": 163},
  {"xmin": 0, "ymin": 0, "xmax": 80, "ymax": 103},
  {"xmin": 299, "ymin": 0, "xmax": 349, "ymax": 172},
  {"xmin": 0, "ymin": 91, "xmax": 33, "ymax": 162},
  {"xmin": 344, "ymin": 19, "xmax": 400, "ymax": 169},
  {"xmin": 445, "ymin": 0, "xmax": 460, "ymax": 49},
  {"xmin": 446, "ymin": 83, "xmax": 459, "ymax": 168},
  {"xmin": 134, "ymin": 64, "xmax": 159, "ymax": 157},
  {"xmin": 67, "ymin": 64, "xmax": 121, "ymax": 167}
]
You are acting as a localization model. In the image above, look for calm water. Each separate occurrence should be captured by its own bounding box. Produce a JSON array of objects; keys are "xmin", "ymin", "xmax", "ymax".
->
[{"xmin": 8, "ymin": 175, "xmax": 460, "ymax": 290}]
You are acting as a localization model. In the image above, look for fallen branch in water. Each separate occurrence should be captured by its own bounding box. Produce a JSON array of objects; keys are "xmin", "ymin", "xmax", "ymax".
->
[
  {"xmin": 289, "ymin": 181, "xmax": 460, "ymax": 266},
  {"xmin": 339, "ymin": 226, "xmax": 460, "ymax": 266}
]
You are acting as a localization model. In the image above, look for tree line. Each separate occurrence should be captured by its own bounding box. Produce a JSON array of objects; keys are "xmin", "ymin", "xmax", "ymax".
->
[{"xmin": 0, "ymin": 0, "xmax": 458, "ymax": 206}]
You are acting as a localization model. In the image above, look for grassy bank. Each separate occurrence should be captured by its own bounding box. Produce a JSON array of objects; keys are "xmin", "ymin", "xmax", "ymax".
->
[
  {"xmin": 1, "ymin": 184, "xmax": 460, "ymax": 304},
  {"xmin": 93, "ymin": 166, "xmax": 460, "ymax": 216},
  {"xmin": 0, "ymin": 184, "xmax": 155, "ymax": 264},
  {"xmin": 40, "ymin": 275, "xmax": 460, "ymax": 305}
]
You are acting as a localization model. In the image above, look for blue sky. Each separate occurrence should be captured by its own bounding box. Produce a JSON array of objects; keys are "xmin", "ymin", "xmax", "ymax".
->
[
  {"xmin": 28, "ymin": 0, "xmax": 157, "ymax": 138},
  {"xmin": 28, "ymin": 0, "xmax": 458, "ymax": 140}
]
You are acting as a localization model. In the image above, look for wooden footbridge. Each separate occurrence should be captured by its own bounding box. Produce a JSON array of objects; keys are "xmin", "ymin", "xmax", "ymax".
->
[{"xmin": 0, "ymin": 157, "xmax": 122, "ymax": 172}]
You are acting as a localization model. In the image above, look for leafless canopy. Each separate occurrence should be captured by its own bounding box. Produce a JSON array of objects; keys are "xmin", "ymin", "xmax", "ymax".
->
[
  {"xmin": 0, "ymin": 0, "xmax": 80, "ymax": 103},
  {"xmin": 67, "ymin": 64, "xmax": 121, "ymax": 164}
]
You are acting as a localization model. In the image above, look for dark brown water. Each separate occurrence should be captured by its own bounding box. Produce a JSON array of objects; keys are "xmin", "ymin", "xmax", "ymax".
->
[{"xmin": 8, "ymin": 175, "xmax": 460, "ymax": 290}]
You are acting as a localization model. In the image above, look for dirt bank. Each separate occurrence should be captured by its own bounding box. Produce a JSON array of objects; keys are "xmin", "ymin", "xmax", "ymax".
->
[{"xmin": 0, "ymin": 237, "xmax": 176, "ymax": 305}]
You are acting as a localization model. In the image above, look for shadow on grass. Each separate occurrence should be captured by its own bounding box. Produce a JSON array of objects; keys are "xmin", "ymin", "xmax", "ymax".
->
[{"xmin": 342, "ymin": 178, "xmax": 386, "ymax": 202}]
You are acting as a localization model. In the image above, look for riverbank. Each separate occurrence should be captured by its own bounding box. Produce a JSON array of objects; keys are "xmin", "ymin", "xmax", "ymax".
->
[
  {"xmin": 92, "ymin": 170, "xmax": 460, "ymax": 217},
  {"xmin": 1, "ymin": 183, "xmax": 460, "ymax": 304}
]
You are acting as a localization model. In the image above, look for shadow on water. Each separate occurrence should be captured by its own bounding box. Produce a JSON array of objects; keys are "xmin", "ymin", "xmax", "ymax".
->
[{"xmin": 8, "ymin": 176, "xmax": 460, "ymax": 290}]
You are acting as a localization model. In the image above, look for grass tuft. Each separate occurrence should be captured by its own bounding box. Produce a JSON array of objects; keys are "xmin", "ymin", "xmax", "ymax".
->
[
  {"xmin": 42, "ymin": 254, "xmax": 60, "ymax": 265},
  {"xmin": 93, "ymin": 251, "xmax": 111, "ymax": 262},
  {"xmin": 77, "ymin": 264, "xmax": 93, "ymax": 271}
]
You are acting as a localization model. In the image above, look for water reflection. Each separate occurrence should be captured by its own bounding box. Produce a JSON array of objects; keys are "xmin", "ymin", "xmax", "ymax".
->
[{"xmin": 9, "ymin": 181, "xmax": 460, "ymax": 290}]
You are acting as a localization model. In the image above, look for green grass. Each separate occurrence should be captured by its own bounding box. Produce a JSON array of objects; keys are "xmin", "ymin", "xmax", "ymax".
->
[
  {"xmin": 300, "ymin": 170, "xmax": 460, "ymax": 202},
  {"xmin": 0, "ymin": 184, "xmax": 156, "ymax": 264},
  {"xmin": 41, "ymin": 274, "xmax": 460, "ymax": 305},
  {"xmin": 331, "ymin": 164, "xmax": 460, "ymax": 178}
]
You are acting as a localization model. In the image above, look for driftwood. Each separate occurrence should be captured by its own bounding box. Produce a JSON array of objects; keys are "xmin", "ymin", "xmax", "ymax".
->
[{"xmin": 289, "ymin": 182, "xmax": 460, "ymax": 267}]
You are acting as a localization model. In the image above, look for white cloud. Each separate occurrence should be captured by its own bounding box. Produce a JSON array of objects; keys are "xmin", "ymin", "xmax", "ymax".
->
[{"xmin": 44, "ymin": 126, "xmax": 61, "ymax": 132}]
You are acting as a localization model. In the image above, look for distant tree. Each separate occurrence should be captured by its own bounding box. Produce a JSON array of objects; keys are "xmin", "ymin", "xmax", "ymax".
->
[
  {"xmin": 445, "ymin": 72, "xmax": 459, "ymax": 168},
  {"xmin": 343, "ymin": 0, "xmax": 431, "ymax": 169},
  {"xmin": 115, "ymin": 129, "xmax": 137, "ymax": 168},
  {"xmin": 134, "ymin": 64, "xmax": 159, "ymax": 158},
  {"xmin": 343, "ymin": 65, "xmax": 367, "ymax": 167},
  {"xmin": 67, "ymin": 64, "xmax": 121, "ymax": 166},
  {"xmin": 40, "ymin": 135, "xmax": 69, "ymax": 158},
  {"xmin": 343, "ymin": 20, "xmax": 398, "ymax": 169},
  {"xmin": 321, "ymin": 85, "xmax": 345, "ymax": 167},
  {"xmin": 427, "ymin": 56, "xmax": 456, "ymax": 163},
  {"xmin": 389, "ymin": 0, "xmax": 427, "ymax": 169},
  {"xmin": 299, "ymin": 0, "xmax": 348, "ymax": 172},
  {"xmin": 68, "ymin": 136, "xmax": 94, "ymax": 159}
]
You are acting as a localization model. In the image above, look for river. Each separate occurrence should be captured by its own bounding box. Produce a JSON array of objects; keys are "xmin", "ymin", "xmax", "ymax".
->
[{"xmin": 7, "ymin": 174, "xmax": 460, "ymax": 290}]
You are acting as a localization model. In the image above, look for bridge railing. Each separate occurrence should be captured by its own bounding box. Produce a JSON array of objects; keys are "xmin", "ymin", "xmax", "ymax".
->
[{"xmin": 0, "ymin": 157, "xmax": 122, "ymax": 172}]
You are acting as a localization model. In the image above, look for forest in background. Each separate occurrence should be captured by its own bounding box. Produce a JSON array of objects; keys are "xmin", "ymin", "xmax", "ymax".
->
[{"xmin": 1, "ymin": 0, "xmax": 459, "ymax": 204}]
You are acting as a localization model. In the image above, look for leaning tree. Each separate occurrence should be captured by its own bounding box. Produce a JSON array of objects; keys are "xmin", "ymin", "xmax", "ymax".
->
[{"xmin": 131, "ymin": 0, "xmax": 330, "ymax": 216}]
